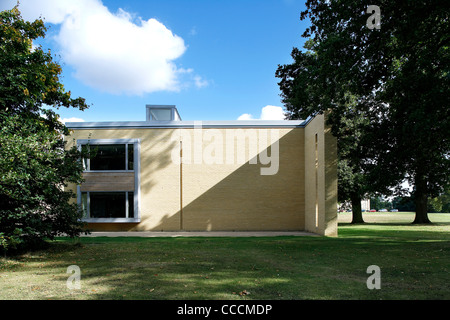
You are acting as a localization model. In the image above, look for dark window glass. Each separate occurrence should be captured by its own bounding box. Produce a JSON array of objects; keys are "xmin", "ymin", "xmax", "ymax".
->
[
  {"xmin": 90, "ymin": 192, "xmax": 126, "ymax": 218},
  {"xmin": 128, "ymin": 192, "xmax": 134, "ymax": 218},
  {"xmin": 81, "ymin": 192, "xmax": 88, "ymax": 218},
  {"xmin": 90, "ymin": 144, "xmax": 126, "ymax": 170},
  {"xmin": 128, "ymin": 144, "xmax": 134, "ymax": 171},
  {"xmin": 81, "ymin": 145, "xmax": 89, "ymax": 170}
]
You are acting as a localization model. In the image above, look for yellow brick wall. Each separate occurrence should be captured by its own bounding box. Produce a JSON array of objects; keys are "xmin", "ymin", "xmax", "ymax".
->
[
  {"xmin": 304, "ymin": 113, "xmax": 338, "ymax": 237},
  {"xmin": 66, "ymin": 115, "xmax": 337, "ymax": 235},
  {"xmin": 180, "ymin": 128, "xmax": 304, "ymax": 231},
  {"xmin": 66, "ymin": 128, "xmax": 181, "ymax": 231}
]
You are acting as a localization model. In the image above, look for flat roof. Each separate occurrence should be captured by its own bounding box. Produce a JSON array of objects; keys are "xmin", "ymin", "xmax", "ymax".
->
[{"xmin": 66, "ymin": 119, "xmax": 308, "ymax": 129}]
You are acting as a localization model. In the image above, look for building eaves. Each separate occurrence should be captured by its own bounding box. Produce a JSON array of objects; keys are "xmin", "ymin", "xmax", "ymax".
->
[{"xmin": 66, "ymin": 120, "xmax": 307, "ymax": 129}]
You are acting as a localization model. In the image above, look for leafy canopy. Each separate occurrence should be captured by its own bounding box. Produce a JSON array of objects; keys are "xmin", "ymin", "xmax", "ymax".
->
[
  {"xmin": 276, "ymin": 0, "xmax": 449, "ymax": 223},
  {"xmin": 0, "ymin": 7, "xmax": 89, "ymax": 252}
]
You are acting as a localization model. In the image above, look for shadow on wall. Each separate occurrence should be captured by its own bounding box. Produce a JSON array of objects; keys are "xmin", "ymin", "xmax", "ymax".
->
[
  {"xmin": 83, "ymin": 124, "xmax": 337, "ymax": 235},
  {"xmin": 146, "ymin": 128, "xmax": 305, "ymax": 232}
]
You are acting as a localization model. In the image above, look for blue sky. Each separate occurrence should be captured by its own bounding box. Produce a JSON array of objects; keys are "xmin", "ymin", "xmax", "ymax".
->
[{"xmin": 1, "ymin": 0, "xmax": 309, "ymax": 122}]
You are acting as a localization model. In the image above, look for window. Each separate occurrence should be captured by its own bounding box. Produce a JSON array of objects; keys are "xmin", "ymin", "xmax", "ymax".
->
[
  {"xmin": 146, "ymin": 105, "xmax": 181, "ymax": 121},
  {"xmin": 82, "ymin": 192, "xmax": 134, "ymax": 219},
  {"xmin": 77, "ymin": 139, "xmax": 140, "ymax": 222},
  {"xmin": 149, "ymin": 108, "xmax": 172, "ymax": 121},
  {"xmin": 82, "ymin": 143, "xmax": 134, "ymax": 171}
]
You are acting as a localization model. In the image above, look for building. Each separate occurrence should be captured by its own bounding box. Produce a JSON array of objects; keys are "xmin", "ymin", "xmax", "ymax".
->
[
  {"xmin": 361, "ymin": 199, "xmax": 371, "ymax": 211},
  {"xmin": 65, "ymin": 105, "xmax": 338, "ymax": 236}
]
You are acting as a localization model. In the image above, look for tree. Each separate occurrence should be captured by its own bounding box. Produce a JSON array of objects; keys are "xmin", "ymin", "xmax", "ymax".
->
[
  {"xmin": 369, "ymin": 196, "xmax": 392, "ymax": 211},
  {"xmin": 277, "ymin": 0, "xmax": 449, "ymax": 224},
  {"xmin": 0, "ymin": 7, "xmax": 88, "ymax": 114},
  {"xmin": 276, "ymin": 30, "xmax": 376, "ymax": 224},
  {"xmin": 0, "ymin": 7, "xmax": 89, "ymax": 252},
  {"xmin": 392, "ymin": 196, "xmax": 415, "ymax": 212},
  {"xmin": 358, "ymin": 0, "xmax": 449, "ymax": 223},
  {"xmin": 428, "ymin": 185, "xmax": 450, "ymax": 213}
]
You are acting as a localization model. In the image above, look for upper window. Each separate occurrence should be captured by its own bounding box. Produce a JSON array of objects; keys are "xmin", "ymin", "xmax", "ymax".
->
[{"xmin": 82, "ymin": 143, "xmax": 134, "ymax": 171}]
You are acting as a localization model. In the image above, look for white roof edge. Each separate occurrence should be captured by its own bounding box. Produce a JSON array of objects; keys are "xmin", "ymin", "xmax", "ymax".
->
[{"xmin": 66, "ymin": 120, "xmax": 307, "ymax": 129}]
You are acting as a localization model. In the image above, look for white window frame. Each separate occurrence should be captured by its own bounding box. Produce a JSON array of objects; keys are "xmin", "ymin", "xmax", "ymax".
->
[
  {"xmin": 81, "ymin": 191, "xmax": 135, "ymax": 220},
  {"xmin": 77, "ymin": 139, "xmax": 140, "ymax": 223},
  {"xmin": 80, "ymin": 141, "xmax": 134, "ymax": 172}
]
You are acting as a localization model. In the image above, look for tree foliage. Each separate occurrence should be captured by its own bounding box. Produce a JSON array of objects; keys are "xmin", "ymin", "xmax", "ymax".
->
[
  {"xmin": 0, "ymin": 7, "xmax": 88, "ymax": 116},
  {"xmin": 0, "ymin": 113, "xmax": 86, "ymax": 251},
  {"xmin": 0, "ymin": 7, "xmax": 89, "ymax": 252},
  {"xmin": 276, "ymin": 23, "xmax": 376, "ymax": 224},
  {"xmin": 276, "ymin": 0, "xmax": 449, "ymax": 223}
]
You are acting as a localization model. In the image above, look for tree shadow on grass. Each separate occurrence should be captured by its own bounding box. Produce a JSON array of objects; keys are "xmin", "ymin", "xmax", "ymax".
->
[
  {"xmin": 338, "ymin": 221, "xmax": 450, "ymax": 242},
  {"xmin": 48, "ymin": 237, "xmax": 307, "ymax": 300},
  {"xmin": 3, "ymin": 233, "xmax": 449, "ymax": 300}
]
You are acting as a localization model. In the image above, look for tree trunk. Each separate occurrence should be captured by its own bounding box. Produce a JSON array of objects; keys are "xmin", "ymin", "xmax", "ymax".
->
[
  {"xmin": 413, "ymin": 174, "xmax": 431, "ymax": 224},
  {"xmin": 351, "ymin": 192, "xmax": 364, "ymax": 224}
]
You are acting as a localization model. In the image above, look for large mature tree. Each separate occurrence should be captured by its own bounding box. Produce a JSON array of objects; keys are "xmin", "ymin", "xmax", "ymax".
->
[
  {"xmin": 0, "ymin": 7, "xmax": 89, "ymax": 252},
  {"xmin": 277, "ymin": 0, "xmax": 449, "ymax": 224},
  {"xmin": 276, "ymin": 34, "xmax": 376, "ymax": 224}
]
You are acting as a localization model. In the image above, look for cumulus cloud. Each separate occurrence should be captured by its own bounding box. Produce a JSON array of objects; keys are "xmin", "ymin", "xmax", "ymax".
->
[
  {"xmin": 237, "ymin": 113, "xmax": 253, "ymax": 120},
  {"xmin": 193, "ymin": 75, "xmax": 209, "ymax": 88},
  {"xmin": 2, "ymin": 0, "xmax": 205, "ymax": 95},
  {"xmin": 238, "ymin": 105, "xmax": 286, "ymax": 120},
  {"xmin": 60, "ymin": 117, "xmax": 85, "ymax": 123}
]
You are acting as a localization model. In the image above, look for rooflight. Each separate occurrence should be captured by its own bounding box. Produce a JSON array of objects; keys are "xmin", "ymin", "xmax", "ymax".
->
[{"xmin": 146, "ymin": 105, "xmax": 181, "ymax": 121}]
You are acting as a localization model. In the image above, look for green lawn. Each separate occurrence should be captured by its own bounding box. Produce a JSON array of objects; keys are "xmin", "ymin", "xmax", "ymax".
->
[{"xmin": 1, "ymin": 212, "xmax": 449, "ymax": 300}]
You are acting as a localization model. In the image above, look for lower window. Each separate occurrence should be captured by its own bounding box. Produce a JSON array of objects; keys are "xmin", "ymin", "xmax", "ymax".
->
[{"xmin": 82, "ymin": 191, "xmax": 134, "ymax": 219}]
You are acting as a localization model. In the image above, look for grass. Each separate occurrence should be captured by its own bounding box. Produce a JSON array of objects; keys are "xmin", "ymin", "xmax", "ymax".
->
[{"xmin": 0, "ymin": 212, "xmax": 449, "ymax": 300}]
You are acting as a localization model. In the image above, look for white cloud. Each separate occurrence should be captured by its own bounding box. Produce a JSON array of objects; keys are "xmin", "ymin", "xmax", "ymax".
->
[
  {"xmin": 3, "ymin": 0, "xmax": 206, "ymax": 95},
  {"xmin": 193, "ymin": 75, "xmax": 209, "ymax": 88},
  {"xmin": 238, "ymin": 105, "xmax": 286, "ymax": 120},
  {"xmin": 60, "ymin": 117, "xmax": 85, "ymax": 123},
  {"xmin": 260, "ymin": 105, "xmax": 286, "ymax": 120},
  {"xmin": 237, "ymin": 113, "xmax": 254, "ymax": 120}
]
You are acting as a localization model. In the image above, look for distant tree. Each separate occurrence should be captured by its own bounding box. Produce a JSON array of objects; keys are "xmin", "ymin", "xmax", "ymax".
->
[
  {"xmin": 392, "ymin": 197, "xmax": 416, "ymax": 213},
  {"xmin": 369, "ymin": 196, "xmax": 392, "ymax": 211},
  {"xmin": 428, "ymin": 185, "xmax": 450, "ymax": 213},
  {"xmin": 0, "ymin": 7, "xmax": 89, "ymax": 252}
]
